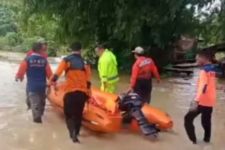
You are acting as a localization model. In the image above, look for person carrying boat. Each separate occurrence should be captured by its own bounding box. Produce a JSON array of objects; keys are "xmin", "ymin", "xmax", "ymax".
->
[
  {"xmin": 15, "ymin": 42, "xmax": 53, "ymax": 123},
  {"xmin": 25, "ymin": 39, "xmax": 48, "ymax": 110},
  {"xmin": 184, "ymin": 50, "xmax": 217, "ymax": 144},
  {"xmin": 50, "ymin": 42, "xmax": 91, "ymax": 143},
  {"xmin": 95, "ymin": 44, "xmax": 119, "ymax": 93},
  {"xmin": 128, "ymin": 46, "xmax": 160, "ymax": 103}
]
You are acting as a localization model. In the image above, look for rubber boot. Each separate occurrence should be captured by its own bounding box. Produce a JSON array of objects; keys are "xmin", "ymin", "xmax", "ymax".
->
[
  {"xmin": 71, "ymin": 130, "xmax": 80, "ymax": 143},
  {"xmin": 204, "ymin": 137, "xmax": 210, "ymax": 143},
  {"xmin": 75, "ymin": 122, "xmax": 82, "ymax": 136},
  {"xmin": 122, "ymin": 112, "xmax": 132, "ymax": 124},
  {"xmin": 66, "ymin": 118, "xmax": 75, "ymax": 139},
  {"xmin": 66, "ymin": 119, "xmax": 80, "ymax": 143},
  {"xmin": 27, "ymin": 99, "xmax": 31, "ymax": 110},
  {"xmin": 33, "ymin": 117, "xmax": 42, "ymax": 123}
]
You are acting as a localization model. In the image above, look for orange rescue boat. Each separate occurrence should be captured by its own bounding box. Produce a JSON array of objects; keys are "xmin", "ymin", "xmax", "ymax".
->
[{"xmin": 47, "ymin": 82, "xmax": 173, "ymax": 133}]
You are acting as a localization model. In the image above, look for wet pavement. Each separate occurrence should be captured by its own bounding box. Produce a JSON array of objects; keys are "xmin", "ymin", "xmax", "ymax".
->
[{"xmin": 0, "ymin": 52, "xmax": 225, "ymax": 150}]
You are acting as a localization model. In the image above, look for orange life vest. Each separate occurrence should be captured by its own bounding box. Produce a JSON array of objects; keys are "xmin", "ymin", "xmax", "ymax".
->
[
  {"xmin": 54, "ymin": 54, "xmax": 91, "ymax": 94},
  {"xmin": 195, "ymin": 64, "xmax": 216, "ymax": 107},
  {"xmin": 131, "ymin": 56, "xmax": 160, "ymax": 88}
]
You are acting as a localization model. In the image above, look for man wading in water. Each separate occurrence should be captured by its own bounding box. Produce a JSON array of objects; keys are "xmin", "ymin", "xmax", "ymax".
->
[
  {"xmin": 128, "ymin": 46, "xmax": 160, "ymax": 103},
  {"xmin": 50, "ymin": 42, "xmax": 91, "ymax": 143},
  {"xmin": 25, "ymin": 39, "xmax": 48, "ymax": 110},
  {"xmin": 16, "ymin": 42, "xmax": 52, "ymax": 123},
  {"xmin": 184, "ymin": 50, "xmax": 217, "ymax": 144}
]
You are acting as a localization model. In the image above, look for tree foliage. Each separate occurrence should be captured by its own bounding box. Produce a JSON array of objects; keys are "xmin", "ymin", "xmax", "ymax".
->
[
  {"xmin": 0, "ymin": 4, "xmax": 17, "ymax": 36},
  {"xmin": 0, "ymin": 0, "xmax": 60, "ymax": 54},
  {"xmin": 25, "ymin": 0, "xmax": 218, "ymax": 45},
  {"xmin": 1, "ymin": 0, "xmax": 224, "ymax": 69},
  {"xmin": 20, "ymin": 14, "xmax": 59, "ymax": 51},
  {"xmin": 24, "ymin": 0, "xmax": 221, "ymax": 68},
  {"xmin": 198, "ymin": 0, "xmax": 225, "ymax": 46}
]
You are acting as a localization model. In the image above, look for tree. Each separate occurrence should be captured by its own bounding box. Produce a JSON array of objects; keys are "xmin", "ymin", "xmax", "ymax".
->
[
  {"xmin": 23, "ymin": 0, "xmax": 222, "ymax": 68},
  {"xmin": 0, "ymin": 4, "xmax": 17, "ymax": 36},
  {"xmin": 196, "ymin": 0, "xmax": 225, "ymax": 46}
]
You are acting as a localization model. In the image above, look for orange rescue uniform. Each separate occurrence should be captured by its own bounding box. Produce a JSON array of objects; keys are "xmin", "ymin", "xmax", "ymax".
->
[
  {"xmin": 52, "ymin": 54, "xmax": 91, "ymax": 94},
  {"xmin": 131, "ymin": 56, "xmax": 160, "ymax": 88},
  {"xmin": 195, "ymin": 64, "xmax": 217, "ymax": 107}
]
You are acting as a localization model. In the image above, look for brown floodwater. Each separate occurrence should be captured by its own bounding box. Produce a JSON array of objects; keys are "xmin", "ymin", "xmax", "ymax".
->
[{"xmin": 0, "ymin": 52, "xmax": 225, "ymax": 150}]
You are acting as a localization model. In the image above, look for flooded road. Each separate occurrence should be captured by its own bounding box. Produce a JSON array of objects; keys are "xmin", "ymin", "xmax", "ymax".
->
[{"xmin": 0, "ymin": 52, "xmax": 225, "ymax": 150}]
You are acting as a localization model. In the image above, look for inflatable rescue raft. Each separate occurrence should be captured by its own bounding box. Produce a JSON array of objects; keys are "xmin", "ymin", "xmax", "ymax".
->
[{"xmin": 47, "ymin": 83, "xmax": 173, "ymax": 133}]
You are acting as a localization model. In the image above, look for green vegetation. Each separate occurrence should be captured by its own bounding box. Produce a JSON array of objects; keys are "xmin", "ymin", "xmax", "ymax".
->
[
  {"xmin": 0, "ymin": 0, "xmax": 225, "ymax": 71},
  {"xmin": 0, "ymin": 3, "xmax": 18, "ymax": 50},
  {"xmin": 0, "ymin": 0, "xmax": 60, "ymax": 55},
  {"xmin": 0, "ymin": 6, "xmax": 16, "ymax": 36},
  {"xmin": 198, "ymin": 1, "xmax": 225, "ymax": 46}
]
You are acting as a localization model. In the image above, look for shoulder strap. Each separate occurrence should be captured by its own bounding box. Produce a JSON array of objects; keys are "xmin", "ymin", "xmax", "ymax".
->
[{"xmin": 64, "ymin": 54, "xmax": 85, "ymax": 72}]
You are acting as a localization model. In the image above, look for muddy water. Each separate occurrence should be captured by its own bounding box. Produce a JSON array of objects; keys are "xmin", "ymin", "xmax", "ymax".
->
[{"xmin": 0, "ymin": 53, "xmax": 225, "ymax": 150}]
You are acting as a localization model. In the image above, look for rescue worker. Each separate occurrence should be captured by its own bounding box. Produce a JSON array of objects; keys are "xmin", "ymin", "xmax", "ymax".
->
[
  {"xmin": 15, "ymin": 42, "xmax": 53, "ymax": 123},
  {"xmin": 184, "ymin": 50, "xmax": 217, "ymax": 144},
  {"xmin": 50, "ymin": 42, "xmax": 91, "ymax": 143},
  {"xmin": 128, "ymin": 46, "xmax": 160, "ymax": 103},
  {"xmin": 25, "ymin": 40, "xmax": 48, "ymax": 110},
  {"xmin": 95, "ymin": 44, "xmax": 119, "ymax": 93}
]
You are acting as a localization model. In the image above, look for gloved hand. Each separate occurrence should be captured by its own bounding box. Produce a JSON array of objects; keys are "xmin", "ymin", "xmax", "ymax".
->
[
  {"xmin": 87, "ymin": 81, "xmax": 91, "ymax": 89},
  {"xmin": 87, "ymin": 81, "xmax": 92, "ymax": 97},
  {"xmin": 47, "ymin": 80, "xmax": 56, "ymax": 87},
  {"xmin": 86, "ymin": 89, "xmax": 92, "ymax": 98},
  {"xmin": 189, "ymin": 100, "xmax": 198, "ymax": 112},
  {"xmin": 126, "ymin": 87, "xmax": 133, "ymax": 94},
  {"xmin": 15, "ymin": 76, "xmax": 23, "ymax": 82}
]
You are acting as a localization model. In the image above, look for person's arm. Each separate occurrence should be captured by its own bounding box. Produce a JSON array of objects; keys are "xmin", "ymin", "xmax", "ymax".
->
[
  {"xmin": 51, "ymin": 60, "xmax": 68, "ymax": 82},
  {"xmin": 130, "ymin": 62, "xmax": 139, "ymax": 89},
  {"xmin": 85, "ymin": 64, "xmax": 92, "ymax": 88},
  {"xmin": 85, "ymin": 64, "xmax": 91, "ymax": 81},
  {"xmin": 150, "ymin": 60, "xmax": 160, "ymax": 82},
  {"xmin": 195, "ymin": 71, "xmax": 208, "ymax": 102},
  {"xmin": 45, "ymin": 62, "xmax": 53, "ymax": 79},
  {"xmin": 99, "ymin": 59, "xmax": 109, "ymax": 83},
  {"xmin": 84, "ymin": 64, "xmax": 92, "ymax": 96},
  {"xmin": 16, "ymin": 60, "xmax": 28, "ymax": 81}
]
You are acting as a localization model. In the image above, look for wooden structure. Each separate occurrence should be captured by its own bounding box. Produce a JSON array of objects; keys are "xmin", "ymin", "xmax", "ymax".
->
[
  {"xmin": 164, "ymin": 67, "xmax": 194, "ymax": 76},
  {"xmin": 173, "ymin": 36, "xmax": 197, "ymax": 62},
  {"xmin": 173, "ymin": 63, "xmax": 197, "ymax": 69}
]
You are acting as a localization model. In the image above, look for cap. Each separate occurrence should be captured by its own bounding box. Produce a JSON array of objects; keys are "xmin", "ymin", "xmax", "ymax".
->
[
  {"xmin": 37, "ymin": 38, "xmax": 47, "ymax": 44},
  {"xmin": 132, "ymin": 46, "xmax": 144, "ymax": 54}
]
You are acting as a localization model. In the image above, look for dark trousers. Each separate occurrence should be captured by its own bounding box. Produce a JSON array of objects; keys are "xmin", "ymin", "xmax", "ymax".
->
[
  {"xmin": 28, "ymin": 92, "xmax": 46, "ymax": 120},
  {"xmin": 133, "ymin": 78, "xmax": 152, "ymax": 103},
  {"xmin": 184, "ymin": 105, "xmax": 213, "ymax": 143},
  {"xmin": 64, "ymin": 91, "xmax": 88, "ymax": 138},
  {"xmin": 26, "ymin": 85, "xmax": 31, "ymax": 109}
]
